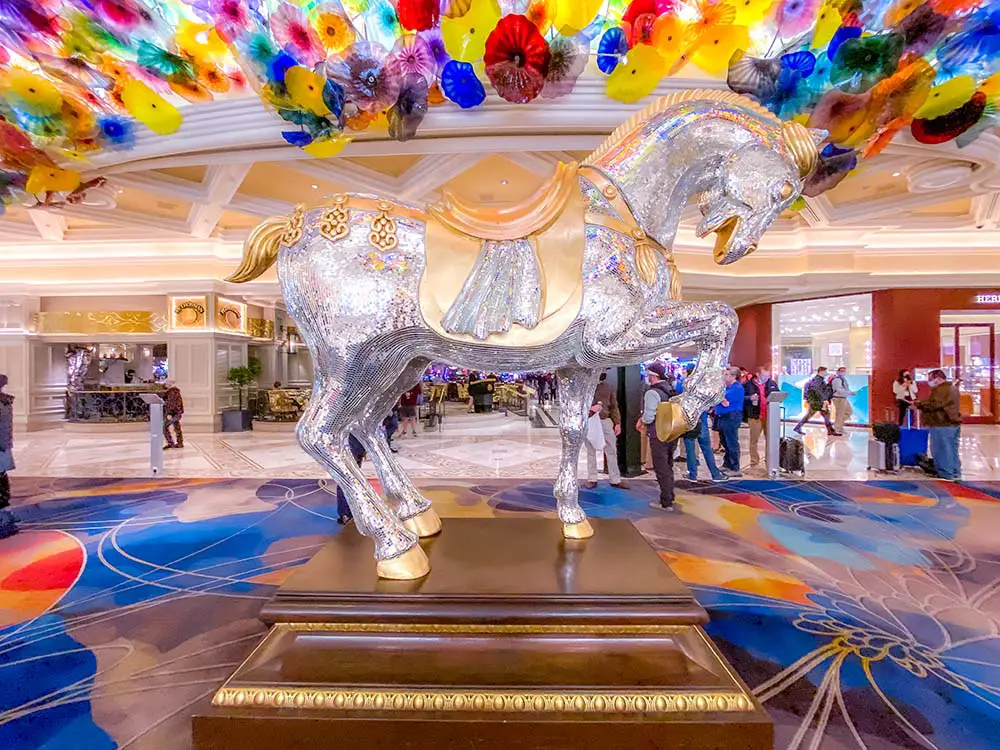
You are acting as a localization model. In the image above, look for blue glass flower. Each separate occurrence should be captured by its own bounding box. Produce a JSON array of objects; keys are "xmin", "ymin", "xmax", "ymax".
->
[
  {"xmin": 440, "ymin": 60, "xmax": 485, "ymax": 109},
  {"xmin": 281, "ymin": 130, "xmax": 313, "ymax": 147},
  {"xmin": 596, "ymin": 27, "xmax": 628, "ymax": 75},
  {"xmin": 97, "ymin": 116, "xmax": 136, "ymax": 150}
]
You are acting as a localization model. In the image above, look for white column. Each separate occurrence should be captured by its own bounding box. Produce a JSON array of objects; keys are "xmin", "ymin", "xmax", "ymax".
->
[{"xmin": 166, "ymin": 333, "xmax": 246, "ymax": 432}]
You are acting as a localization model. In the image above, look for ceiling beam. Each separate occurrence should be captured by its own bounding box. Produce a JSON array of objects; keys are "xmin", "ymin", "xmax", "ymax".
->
[
  {"xmin": 188, "ymin": 164, "xmax": 252, "ymax": 239},
  {"xmin": 799, "ymin": 195, "xmax": 834, "ymax": 227},
  {"xmin": 227, "ymin": 194, "xmax": 294, "ymax": 217},
  {"xmin": 28, "ymin": 210, "xmax": 67, "ymax": 241},
  {"xmin": 111, "ymin": 171, "xmax": 209, "ymax": 202},
  {"xmin": 397, "ymin": 153, "xmax": 483, "ymax": 201},
  {"xmin": 57, "ymin": 205, "xmax": 193, "ymax": 236}
]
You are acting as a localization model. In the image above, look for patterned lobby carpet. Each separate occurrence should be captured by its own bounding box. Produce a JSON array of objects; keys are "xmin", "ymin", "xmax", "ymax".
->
[{"xmin": 2, "ymin": 477, "xmax": 1000, "ymax": 749}]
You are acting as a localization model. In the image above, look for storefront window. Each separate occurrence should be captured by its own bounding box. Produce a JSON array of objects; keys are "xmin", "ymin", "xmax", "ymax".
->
[
  {"xmin": 772, "ymin": 293, "xmax": 873, "ymax": 424},
  {"xmin": 941, "ymin": 312, "xmax": 1000, "ymax": 423}
]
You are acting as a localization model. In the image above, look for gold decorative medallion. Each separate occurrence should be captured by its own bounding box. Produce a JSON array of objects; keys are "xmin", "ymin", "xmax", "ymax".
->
[
  {"xmin": 369, "ymin": 200, "xmax": 399, "ymax": 251},
  {"xmin": 280, "ymin": 204, "xmax": 305, "ymax": 247},
  {"xmin": 319, "ymin": 194, "xmax": 350, "ymax": 242}
]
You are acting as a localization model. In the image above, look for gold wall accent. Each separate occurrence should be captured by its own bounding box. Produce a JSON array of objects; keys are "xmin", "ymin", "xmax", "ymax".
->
[
  {"xmin": 285, "ymin": 622, "xmax": 687, "ymax": 635},
  {"xmin": 36, "ymin": 311, "xmax": 158, "ymax": 335},
  {"xmin": 216, "ymin": 297, "xmax": 247, "ymax": 333},
  {"xmin": 212, "ymin": 686, "xmax": 752, "ymax": 713},
  {"xmin": 247, "ymin": 317, "xmax": 274, "ymax": 340},
  {"xmin": 369, "ymin": 201, "xmax": 399, "ymax": 251}
]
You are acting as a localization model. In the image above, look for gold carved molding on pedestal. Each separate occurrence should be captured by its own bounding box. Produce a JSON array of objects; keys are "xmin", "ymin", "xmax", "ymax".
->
[
  {"xmin": 35, "ymin": 311, "xmax": 166, "ymax": 334},
  {"xmin": 284, "ymin": 622, "xmax": 687, "ymax": 635},
  {"xmin": 212, "ymin": 686, "xmax": 752, "ymax": 714}
]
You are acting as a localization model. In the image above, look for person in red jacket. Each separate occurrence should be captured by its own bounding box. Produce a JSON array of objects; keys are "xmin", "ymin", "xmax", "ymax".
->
[{"xmin": 398, "ymin": 383, "xmax": 422, "ymax": 438}]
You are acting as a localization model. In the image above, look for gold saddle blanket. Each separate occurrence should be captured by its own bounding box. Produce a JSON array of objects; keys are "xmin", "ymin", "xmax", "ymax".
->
[{"xmin": 419, "ymin": 162, "xmax": 585, "ymax": 347}]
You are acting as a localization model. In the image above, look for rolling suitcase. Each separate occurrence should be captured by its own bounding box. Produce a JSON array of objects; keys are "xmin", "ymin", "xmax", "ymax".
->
[
  {"xmin": 868, "ymin": 439, "xmax": 900, "ymax": 471},
  {"xmin": 779, "ymin": 437, "xmax": 805, "ymax": 474},
  {"xmin": 898, "ymin": 412, "xmax": 929, "ymax": 467}
]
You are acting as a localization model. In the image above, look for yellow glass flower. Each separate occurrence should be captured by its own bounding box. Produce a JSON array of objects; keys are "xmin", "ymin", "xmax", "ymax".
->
[
  {"xmin": 553, "ymin": 0, "xmax": 602, "ymax": 35},
  {"xmin": 810, "ymin": 2, "xmax": 841, "ymax": 49},
  {"xmin": 441, "ymin": 0, "xmax": 501, "ymax": 62},
  {"xmin": 525, "ymin": 0, "xmax": 556, "ymax": 35},
  {"xmin": 981, "ymin": 71, "xmax": 1000, "ymax": 97},
  {"xmin": 733, "ymin": 0, "xmax": 774, "ymax": 26},
  {"xmin": 316, "ymin": 11, "xmax": 356, "ymax": 53},
  {"xmin": 26, "ymin": 165, "xmax": 81, "ymax": 195},
  {"xmin": 606, "ymin": 44, "xmax": 666, "ymax": 104},
  {"xmin": 690, "ymin": 24, "xmax": 750, "ymax": 75},
  {"xmin": 285, "ymin": 66, "xmax": 331, "ymax": 116},
  {"xmin": 175, "ymin": 20, "xmax": 228, "ymax": 63},
  {"xmin": 303, "ymin": 135, "xmax": 352, "ymax": 157},
  {"xmin": 652, "ymin": 15, "xmax": 692, "ymax": 71},
  {"xmin": 1, "ymin": 68, "xmax": 62, "ymax": 116},
  {"xmin": 121, "ymin": 80, "xmax": 182, "ymax": 135},
  {"xmin": 915, "ymin": 75, "xmax": 978, "ymax": 119}
]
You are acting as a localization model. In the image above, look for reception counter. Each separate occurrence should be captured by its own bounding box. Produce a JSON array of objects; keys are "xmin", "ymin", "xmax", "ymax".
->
[{"xmin": 66, "ymin": 387, "xmax": 165, "ymax": 424}]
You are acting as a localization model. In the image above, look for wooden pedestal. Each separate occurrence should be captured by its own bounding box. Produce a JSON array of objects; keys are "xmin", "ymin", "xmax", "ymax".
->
[{"xmin": 193, "ymin": 519, "xmax": 772, "ymax": 749}]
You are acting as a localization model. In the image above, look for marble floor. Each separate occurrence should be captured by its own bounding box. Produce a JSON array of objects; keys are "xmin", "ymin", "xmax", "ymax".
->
[{"xmin": 13, "ymin": 406, "xmax": 1000, "ymax": 481}]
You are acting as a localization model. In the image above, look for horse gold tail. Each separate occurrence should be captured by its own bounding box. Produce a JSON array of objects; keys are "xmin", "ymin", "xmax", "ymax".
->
[{"xmin": 226, "ymin": 215, "xmax": 289, "ymax": 283}]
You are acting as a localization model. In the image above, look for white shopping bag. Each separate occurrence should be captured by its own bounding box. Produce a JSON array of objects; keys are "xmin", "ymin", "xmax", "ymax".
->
[{"xmin": 586, "ymin": 413, "xmax": 604, "ymax": 451}]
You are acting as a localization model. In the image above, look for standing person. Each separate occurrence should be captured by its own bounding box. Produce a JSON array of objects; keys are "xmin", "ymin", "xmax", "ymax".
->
[
  {"xmin": 793, "ymin": 367, "xmax": 839, "ymax": 436},
  {"xmin": 637, "ymin": 363, "xmax": 678, "ymax": 511},
  {"xmin": 715, "ymin": 367, "xmax": 745, "ymax": 476},
  {"xmin": 916, "ymin": 369, "xmax": 962, "ymax": 480},
  {"xmin": 683, "ymin": 409, "xmax": 728, "ymax": 482},
  {"xmin": 759, "ymin": 366, "xmax": 779, "ymax": 398},
  {"xmin": 163, "ymin": 380, "xmax": 184, "ymax": 449},
  {"xmin": 335, "ymin": 434, "xmax": 365, "ymax": 525},
  {"xmin": 398, "ymin": 383, "xmax": 421, "ymax": 437},
  {"xmin": 382, "ymin": 407, "xmax": 399, "ymax": 453},
  {"xmin": 743, "ymin": 369, "xmax": 764, "ymax": 468},
  {"xmin": 830, "ymin": 366, "xmax": 856, "ymax": 434},
  {"xmin": 585, "ymin": 372, "xmax": 629, "ymax": 490},
  {"xmin": 893, "ymin": 369, "xmax": 918, "ymax": 426},
  {"xmin": 0, "ymin": 374, "xmax": 17, "ymax": 538}
]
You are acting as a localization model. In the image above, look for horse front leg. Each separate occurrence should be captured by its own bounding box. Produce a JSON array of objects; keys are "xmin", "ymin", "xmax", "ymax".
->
[
  {"xmin": 673, "ymin": 301, "xmax": 738, "ymax": 437},
  {"xmin": 553, "ymin": 367, "xmax": 601, "ymax": 539}
]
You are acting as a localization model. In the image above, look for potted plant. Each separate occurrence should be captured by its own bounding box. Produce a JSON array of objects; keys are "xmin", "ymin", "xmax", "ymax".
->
[{"xmin": 222, "ymin": 357, "xmax": 261, "ymax": 431}]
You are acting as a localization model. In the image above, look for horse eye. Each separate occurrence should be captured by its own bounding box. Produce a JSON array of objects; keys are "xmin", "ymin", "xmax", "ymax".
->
[{"xmin": 779, "ymin": 182, "xmax": 795, "ymax": 200}]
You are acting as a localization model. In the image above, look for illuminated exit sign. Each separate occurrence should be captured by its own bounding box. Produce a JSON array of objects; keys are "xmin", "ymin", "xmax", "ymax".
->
[{"xmin": 975, "ymin": 294, "xmax": 1000, "ymax": 304}]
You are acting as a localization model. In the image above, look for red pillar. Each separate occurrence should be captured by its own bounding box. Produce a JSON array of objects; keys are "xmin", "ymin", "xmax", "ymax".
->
[{"xmin": 731, "ymin": 303, "xmax": 772, "ymax": 370}]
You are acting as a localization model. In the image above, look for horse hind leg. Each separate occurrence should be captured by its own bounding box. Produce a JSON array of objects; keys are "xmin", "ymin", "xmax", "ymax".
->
[
  {"xmin": 297, "ymin": 374, "xmax": 429, "ymax": 580},
  {"xmin": 354, "ymin": 358, "xmax": 441, "ymax": 538}
]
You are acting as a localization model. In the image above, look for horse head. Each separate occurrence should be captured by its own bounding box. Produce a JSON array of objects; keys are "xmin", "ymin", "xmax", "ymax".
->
[{"xmin": 697, "ymin": 121, "xmax": 825, "ymax": 265}]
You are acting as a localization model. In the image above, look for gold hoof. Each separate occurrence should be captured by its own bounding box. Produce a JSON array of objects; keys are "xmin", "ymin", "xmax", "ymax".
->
[
  {"xmin": 402, "ymin": 506, "xmax": 442, "ymax": 537},
  {"xmin": 375, "ymin": 545, "xmax": 430, "ymax": 580},
  {"xmin": 563, "ymin": 519, "xmax": 594, "ymax": 539}
]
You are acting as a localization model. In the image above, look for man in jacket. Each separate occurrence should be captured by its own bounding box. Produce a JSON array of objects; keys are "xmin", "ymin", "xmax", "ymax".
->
[
  {"xmin": 636, "ymin": 363, "xmax": 677, "ymax": 511},
  {"xmin": 916, "ymin": 369, "xmax": 962, "ymax": 480},
  {"xmin": 830, "ymin": 366, "xmax": 856, "ymax": 434},
  {"xmin": 793, "ymin": 367, "xmax": 840, "ymax": 436},
  {"xmin": 585, "ymin": 372, "xmax": 629, "ymax": 490},
  {"xmin": 715, "ymin": 366, "xmax": 746, "ymax": 476},
  {"xmin": 163, "ymin": 380, "xmax": 184, "ymax": 449}
]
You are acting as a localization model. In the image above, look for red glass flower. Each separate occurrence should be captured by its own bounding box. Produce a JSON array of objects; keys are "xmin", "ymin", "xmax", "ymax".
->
[
  {"xmin": 484, "ymin": 14, "xmax": 551, "ymax": 103},
  {"xmin": 622, "ymin": 0, "xmax": 657, "ymax": 27},
  {"xmin": 397, "ymin": 0, "xmax": 439, "ymax": 31}
]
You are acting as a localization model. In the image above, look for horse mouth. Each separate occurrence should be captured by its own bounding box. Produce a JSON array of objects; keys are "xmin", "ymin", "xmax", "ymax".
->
[{"xmin": 710, "ymin": 216, "xmax": 740, "ymax": 263}]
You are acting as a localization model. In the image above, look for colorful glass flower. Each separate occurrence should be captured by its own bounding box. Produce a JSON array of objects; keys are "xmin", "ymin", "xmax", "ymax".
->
[
  {"xmin": 314, "ymin": 6, "xmax": 356, "ymax": 54},
  {"xmin": 808, "ymin": 89, "xmax": 875, "ymax": 146},
  {"xmin": 622, "ymin": 0, "xmax": 657, "ymax": 27},
  {"xmin": 26, "ymin": 165, "xmax": 81, "ymax": 195},
  {"xmin": 606, "ymin": 42, "xmax": 666, "ymax": 103},
  {"xmin": 303, "ymin": 135, "xmax": 351, "ymax": 157},
  {"xmin": 895, "ymin": 4, "xmax": 947, "ymax": 57},
  {"xmin": 388, "ymin": 73, "xmax": 429, "ymax": 141},
  {"xmin": 937, "ymin": 6, "xmax": 1000, "ymax": 78},
  {"xmin": 691, "ymin": 25, "xmax": 750, "ymax": 76},
  {"xmin": 651, "ymin": 15, "xmax": 692, "ymax": 72},
  {"xmin": 484, "ymin": 14, "xmax": 550, "ymax": 103},
  {"xmin": 911, "ymin": 91, "xmax": 988, "ymax": 144},
  {"xmin": 542, "ymin": 34, "xmax": 588, "ymax": 99},
  {"xmin": 596, "ymin": 27, "xmax": 629, "ymax": 74},
  {"xmin": 199, "ymin": 65, "xmax": 232, "ymax": 93},
  {"xmin": 775, "ymin": 0, "xmax": 821, "ymax": 37},
  {"xmin": 175, "ymin": 21, "xmax": 228, "ymax": 63},
  {"xmin": 525, "ymin": 0, "xmax": 556, "ymax": 35},
  {"xmin": 442, "ymin": 0, "xmax": 501, "ymax": 62},
  {"xmin": 440, "ymin": 59, "xmax": 486, "ymax": 108},
  {"xmin": 803, "ymin": 144, "xmax": 857, "ymax": 196},
  {"xmin": 552, "ymin": 0, "xmax": 602, "ymax": 35},
  {"xmin": 419, "ymin": 28, "xmax": 450, "ymax": 71},
  {"xmin": 362, "ymin": 0, "xmax": 401, "ymax": 50},
  {"xmin": 0, "ymin": 69, "xmax": 62, "ymax": 116},
  {"xmin": 207, "ymin": 0, "xmax": 252, "ymax": 43},
  {"xmin": 390, "ymin": 34, "xmax": 437, "ymax": 83},
  {"xmin": 97, "ymin": 115, "xmax": 136, "ymax": 150},
  {"xmin": 735, "ymin": 0, "xmax": 775, "ymax": 26},
  {"xmin": 829, "ymin": 32, "xmax": 904, "ymax": 94},
  {"xmin": 326, "ymin": 41, "xmax": 401, "ymax": 113},
  {"xmin": 120, "ymin": 79, "xmax": 182, "ymax": 135},
  {"xmin": 915, "ymin": 75, "xmax": 978, "ymax": 119},
  {"xmin": 728, "ymin": 52, "xmax": 781, "ymax": 102},
  {"xmin": 271, "ymin": 5, "xmax": 324, "ymax": 67},
  {"xmin": 396, "ymin": 0, "xmax": 439, "ymax": 31},
  {"xmin": 169, "ymin": 79, "xmax": 214, "ymax": 104},
  {"xmin": 285, "ymin": 66, "xmax": 332, "ymax": 115}
]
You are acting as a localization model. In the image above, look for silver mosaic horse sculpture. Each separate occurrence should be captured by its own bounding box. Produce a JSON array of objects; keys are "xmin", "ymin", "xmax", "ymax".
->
[{"xmin": 229, "ymin": 90, "xmax": 821, "ymax": 580}]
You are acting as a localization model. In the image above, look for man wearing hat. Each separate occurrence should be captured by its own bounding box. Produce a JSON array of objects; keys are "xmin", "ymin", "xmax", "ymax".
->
[{"xmin": 636, "ymin": 363, "xmax": 678, "ymax": 512}]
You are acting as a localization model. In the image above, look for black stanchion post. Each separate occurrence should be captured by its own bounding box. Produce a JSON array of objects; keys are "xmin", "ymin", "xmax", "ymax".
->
[{"xmin": 615, "ymin": 365, "xmax": 646, "ymax": 477}]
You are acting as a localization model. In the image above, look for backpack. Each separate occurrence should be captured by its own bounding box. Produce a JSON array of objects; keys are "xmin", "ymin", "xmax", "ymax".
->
[{"xmin": 651, "ymin": 381, "xmax": 680, "ymax": 442}]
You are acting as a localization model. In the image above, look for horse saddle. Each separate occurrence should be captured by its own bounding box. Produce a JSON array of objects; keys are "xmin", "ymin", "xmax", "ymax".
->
[{"xmin": 419, "ymin": 162, "xmax": 585, "ymax": 347}]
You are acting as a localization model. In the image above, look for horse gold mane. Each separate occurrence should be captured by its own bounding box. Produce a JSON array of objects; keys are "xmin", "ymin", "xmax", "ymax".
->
[{"xmin": 585, "ymin": 88, "xmax": 818, "ymax": 178}]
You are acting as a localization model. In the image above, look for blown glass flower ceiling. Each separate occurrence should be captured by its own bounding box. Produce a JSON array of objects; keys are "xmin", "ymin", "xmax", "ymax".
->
[{"xmin": 0, "ymin": 0, "xmax": 998, "ymax": 210}]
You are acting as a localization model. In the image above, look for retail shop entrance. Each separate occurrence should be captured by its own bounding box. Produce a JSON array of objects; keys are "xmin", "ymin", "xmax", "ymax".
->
[{"xmin": 941, "ymin": 314, "xmax": 999, "ymax": 425}]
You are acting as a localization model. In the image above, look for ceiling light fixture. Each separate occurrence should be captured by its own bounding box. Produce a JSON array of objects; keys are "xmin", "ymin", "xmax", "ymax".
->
[
  {"xmin": 500, "ymin": 179, "xmax": 508, "ymax": 185},
  {"xmin": 892, "ymin": 172, "xmax": 901, "ymax": 177},
  {"xmin": 311, "ymin": 184, "xmax": 318, "ymax": 189}
]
